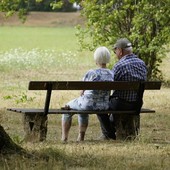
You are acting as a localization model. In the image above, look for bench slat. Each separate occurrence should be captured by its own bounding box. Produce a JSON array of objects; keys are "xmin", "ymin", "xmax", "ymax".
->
[
  {"xmin": 7, "ymin": 108, "xmax": 155, "ymax": 115},
  {"xmin": 144, "ymin": 81, "xmax": 161, "ymax": 90},
  {"xmin": 28, "ymin": 81, "xmax": 161, "ymax": 91},
  {"xmin": 29, "ymin": 81, "xmax": 140, "ymax": 90}
]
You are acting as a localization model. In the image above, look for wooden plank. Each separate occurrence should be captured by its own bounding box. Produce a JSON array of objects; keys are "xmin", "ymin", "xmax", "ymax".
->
[
  {"xmin": 28, "ymin": 81, "xmax": 161, "ymax": 90},
  {"xmin": 28, "ymin": 81, "xmax": 161, "ymax": 91},
  {"xmin": 7, "ymin": 108, "xmax": 155, "ymax": 114},
  {"xmin": 144, "ymin": 81, "xmax": 161, "ymax": 90},
  {"xmin": 29, "ymin": 81, "xmax": 140, "ymax": 90},
  {"xmin": 44, "ymin": 84, "xmax": 52, "ymax": 116}
]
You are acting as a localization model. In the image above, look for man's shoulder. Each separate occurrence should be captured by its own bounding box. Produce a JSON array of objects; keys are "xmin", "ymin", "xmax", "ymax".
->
[
  {"xmin": 120, "ymin": 54, "xmax": 145, "ymax": 64},
  {"xmin": 113, "ymin": 54, "xmax": 146, "ymax": 70}
]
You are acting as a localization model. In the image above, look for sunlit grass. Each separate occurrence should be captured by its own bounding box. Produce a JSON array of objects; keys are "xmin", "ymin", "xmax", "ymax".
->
[
  {"xmin": 0, "ymin": 48, "xmax": 80, "ymax": 71},
  {"xmin": 0, "ymin": 26, "xmax": 79, "ymax": 51}
]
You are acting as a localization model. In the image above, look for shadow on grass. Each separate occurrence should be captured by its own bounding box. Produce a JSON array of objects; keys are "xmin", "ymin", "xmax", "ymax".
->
[
  {"xmin": 0, "ymin": 145, "xmax": 112, "ymax": 169},
  {"xmin": 1, "ymin": 139, "xmax": 170, "ymax": 170}
]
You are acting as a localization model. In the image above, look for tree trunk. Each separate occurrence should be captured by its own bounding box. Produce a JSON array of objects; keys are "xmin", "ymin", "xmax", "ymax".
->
[{"xmin": 0, "ymin": 125, "xmax": 24, "ymax": 154}]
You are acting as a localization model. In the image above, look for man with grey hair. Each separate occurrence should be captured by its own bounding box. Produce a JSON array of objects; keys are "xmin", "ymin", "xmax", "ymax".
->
[{"xmin": 97, "ymin": 38, "xmax": 147, "ymax": 140}]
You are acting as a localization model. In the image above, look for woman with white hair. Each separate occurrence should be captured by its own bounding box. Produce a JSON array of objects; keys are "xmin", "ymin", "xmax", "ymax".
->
[{"xmin": 61, "ymin": 46, "xmax": 114, "ymax": 142}]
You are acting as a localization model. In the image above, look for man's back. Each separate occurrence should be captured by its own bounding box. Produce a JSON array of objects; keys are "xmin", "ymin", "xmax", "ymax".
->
[
  {"xmin": 112, "ymin": 54, "xmax": 147, "ymax": 102},
  {"xmin": 113, "ymin": 54, "xmax": 147, "ymax": 81}
]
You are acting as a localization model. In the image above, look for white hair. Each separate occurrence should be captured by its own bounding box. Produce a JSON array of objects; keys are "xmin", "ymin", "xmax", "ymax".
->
[{"xmin": 94, "ymin": 46, "xmax": 111, "ymax": 64}]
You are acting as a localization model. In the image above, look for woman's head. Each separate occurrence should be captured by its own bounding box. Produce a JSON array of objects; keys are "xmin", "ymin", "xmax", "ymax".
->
[{"xmin": 94, "ymin": 46, "xmax": 111, "ymax": 65}]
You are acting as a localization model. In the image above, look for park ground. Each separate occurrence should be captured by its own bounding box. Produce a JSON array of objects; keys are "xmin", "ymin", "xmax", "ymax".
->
[{"xmin": 0, "ymin": 12, "xmax": 170, "ymax": 170}]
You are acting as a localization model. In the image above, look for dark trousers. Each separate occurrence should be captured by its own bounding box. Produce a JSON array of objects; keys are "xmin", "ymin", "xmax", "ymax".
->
[{"xmin": 97, "ymin": 98, "xmax": 137, "ymax": 139}]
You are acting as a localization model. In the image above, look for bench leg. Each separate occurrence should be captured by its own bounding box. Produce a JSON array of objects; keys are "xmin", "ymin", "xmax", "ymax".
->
[
  {"xmin": 114, "ymin": 115, "xmax": 140, "ymax": 140},
  {"xmin": 23, "ymin": 113, "xmax": 48, "ymax": 142}
]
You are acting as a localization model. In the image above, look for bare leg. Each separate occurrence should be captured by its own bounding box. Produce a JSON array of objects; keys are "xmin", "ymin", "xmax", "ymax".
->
[
  {"xmin": 77, "ymin": 114, "xmax": 89, "ymax": 141},
  {"xmin": 77, "ymin": 123, "xmax": 88, "ymax": 141},
  {"xmin": 61, "ymin": 119, "xmax": 72, "ymax": 142}
]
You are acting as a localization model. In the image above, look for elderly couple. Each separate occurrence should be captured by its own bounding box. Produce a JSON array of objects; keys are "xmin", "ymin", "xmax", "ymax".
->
[{"xmin": 61, "ymin": 38, "xmax": 147, "ymax": 142}]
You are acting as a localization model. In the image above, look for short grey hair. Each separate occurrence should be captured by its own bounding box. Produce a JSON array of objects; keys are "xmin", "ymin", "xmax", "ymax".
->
[
  {"xmin": 94, "ymin": 46, "xmax": 111, "ymax": 64},
  {"xmin": 123, "ymin": 46, "xmax": 133, "ymax": 53}
]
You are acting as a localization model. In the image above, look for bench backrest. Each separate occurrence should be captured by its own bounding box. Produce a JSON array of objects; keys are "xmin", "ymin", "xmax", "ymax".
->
[
  {"xmin": 29, "ymin": 81, "xmax": 161, "ymax": 90},
  {"xmin": 28, "ymin": 81, "xmax": 161, "ymax": 116}
]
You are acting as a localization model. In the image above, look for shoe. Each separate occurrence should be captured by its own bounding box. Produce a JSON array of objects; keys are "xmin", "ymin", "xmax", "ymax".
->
[
  {"xmin": 61, "ymin": 138, "xmax": 68, "ymax": 143},
  {"xmin": 98, "ymin": 134, "xmax": 110, "ymax": 140},
  {"xmin": 98, "ymin": 134, "xmax": 116, "ymax": 141},
  {"xmin": 77, "ymin": 132, "xmax": 85, "ymax": 142}
]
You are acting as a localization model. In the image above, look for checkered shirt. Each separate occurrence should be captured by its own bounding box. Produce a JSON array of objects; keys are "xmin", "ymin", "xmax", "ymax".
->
[{"xmin": 111, "ymin": 54, "xmax": 147, "ymax": 102}]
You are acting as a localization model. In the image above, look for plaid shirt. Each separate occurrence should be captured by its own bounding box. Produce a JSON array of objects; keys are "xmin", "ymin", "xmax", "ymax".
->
[{"xmin": 111, "ymin": 54, "xmax": 147, "ymax": 102}]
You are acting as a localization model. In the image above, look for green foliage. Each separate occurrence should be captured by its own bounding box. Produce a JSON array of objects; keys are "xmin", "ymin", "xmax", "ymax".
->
[
  {"xmin": 50, "ymin": 1, "xmax": 63, "ymax": 10},
  {"xmin": 12, "ymin": 134, "xmax": 24, "ymax": 144},
  {"xmin": 0, "ymin": 0, "xmax": 28, "ymax": 22},
  {"xmin": 0, "ymin": 0, "xmax": 76, "ymax": 13},
  {"xmin": 50, "ymin": 0, "xmax": 77, "ymax": 12},
  {"xmin": 76, "ymin": 0, "xmax": 170, "ymax": 80},
  {"xmin": 3, "ymin": 92, "xmax": 36, "ymax": 104}
]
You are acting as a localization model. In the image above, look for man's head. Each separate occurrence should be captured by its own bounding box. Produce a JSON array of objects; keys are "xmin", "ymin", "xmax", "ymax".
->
[
  {"xmin": 113, "ymin": 38, "xmax": 133, "ymax": 59},
  {"xmin": 94, "ymin": 46, "xmax": 111, "ymax": 65}
]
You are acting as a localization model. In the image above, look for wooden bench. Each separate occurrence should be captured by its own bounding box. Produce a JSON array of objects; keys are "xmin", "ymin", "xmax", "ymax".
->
[{"xmin": 7, "ymin": 81, "xmax": 161, "ymax": 142}]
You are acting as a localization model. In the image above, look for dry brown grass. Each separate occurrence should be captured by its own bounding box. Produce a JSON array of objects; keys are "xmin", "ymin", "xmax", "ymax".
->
[
  {"xmin": 0, "ymin": 12, "xmax": 85, "ymax": 27},
  {"xmin": 0, "ymin": 66, "xmax": 169, "ymax": 169}
]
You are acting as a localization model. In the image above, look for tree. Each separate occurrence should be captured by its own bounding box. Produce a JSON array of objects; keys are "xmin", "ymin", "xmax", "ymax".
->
[
  {"xmin": 0, "ymin": 0, "xmax": 28, "ymax": 21},
  {"xmin": 76, "ymin": 0, "xmax": 170, "ymax": 80},
  {"xmin": 0, "ymin": 0, "xmax": 76, "ymax": 13},
  {"xmin": 0, "ymin": 125, "xmax": 25, "ymax": 154}
]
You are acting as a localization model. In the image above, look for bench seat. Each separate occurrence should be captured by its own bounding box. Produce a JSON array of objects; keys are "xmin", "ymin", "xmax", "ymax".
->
[{"xmin": 7, "ymin": 108, "xmax": 155, "ymax": 114}]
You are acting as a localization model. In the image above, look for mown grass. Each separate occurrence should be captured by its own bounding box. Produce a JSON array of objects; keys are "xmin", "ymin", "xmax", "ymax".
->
[
  {"xmin": 0, "ymin": 26, "xmax": 170, "ymax": 170},
  {"xmin": 0, "ymin": 26, "xmax": 79, "ymax": 51}
]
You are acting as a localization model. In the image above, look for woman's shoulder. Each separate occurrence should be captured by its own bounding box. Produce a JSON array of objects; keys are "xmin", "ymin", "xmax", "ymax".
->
[
  {"xmin": 83, "ymin": 69, "xmax": 97, "ymax": 81},
  {"xmin": 85, "ymin": 69, "xmax": 96, "ymax": 75}
]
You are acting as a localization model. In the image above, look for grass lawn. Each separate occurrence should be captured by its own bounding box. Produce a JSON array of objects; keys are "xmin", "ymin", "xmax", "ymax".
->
[
  {"xmin": 0, "ymin": 26, "xmax": 79, "ymax": 51},
  {"xmin": 0, "ymin": 24, "xmax": 170, "ymax": 170}
]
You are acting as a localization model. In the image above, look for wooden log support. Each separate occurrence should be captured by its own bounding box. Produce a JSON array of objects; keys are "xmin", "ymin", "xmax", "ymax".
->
[
  {"xmin": 23, "ymin": 113, "xmax": 48, "ymax": 142},
  {"xmin": 114, "ymin": 115, "xmax": 140, "ymax": 140}
]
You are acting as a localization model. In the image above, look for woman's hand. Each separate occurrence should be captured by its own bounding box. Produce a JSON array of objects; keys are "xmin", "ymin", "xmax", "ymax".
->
[{"xmin": 80, "ymin": 90, "xmax": 84, "ymax": 96}]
